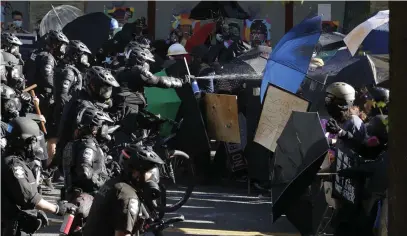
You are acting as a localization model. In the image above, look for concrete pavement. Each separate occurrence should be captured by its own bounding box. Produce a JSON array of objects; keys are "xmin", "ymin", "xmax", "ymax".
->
[{"xmin": 36, "ymin": 184, "xmax": 299, "ymax": 236}]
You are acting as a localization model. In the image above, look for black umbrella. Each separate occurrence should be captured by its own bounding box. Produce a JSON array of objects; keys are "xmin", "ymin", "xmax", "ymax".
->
[
  {"xmin": 189, "ymin": 1, "xmax": 250, "ymax": 20},
  {"xmin": 318, "ymin": 32, "xmax": 345, "ymax": 51},
  {"xmin": 328, "ymin": 53, "xmax": 389, "ymax": 88},
  {"xmin": 271, "ymin": 111, "xmax": 329, "ymax": 222},
  {"xmin": 63, "ymin": 12, "xmax": 111, "ymax": 53}
]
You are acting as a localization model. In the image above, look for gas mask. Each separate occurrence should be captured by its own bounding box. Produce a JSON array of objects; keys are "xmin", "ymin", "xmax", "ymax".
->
[
  {"xmin": 54, "ymin": 43, "xmax": 67, "ymax": 59},
  {"xmin": 25, "ymin": 134, "xmax": 45, "ymax": 161},
  {"xmin": 7, "ymin": 66, "xmax": 25, "ymax": 90},
  {"xmin": 140, "ymin": 167, "xmax": 161, "ymax": 200},
  {"xmin": 325, "ymin": 95, "xmax": 349, "ymax": 121},
  {"xmin": 2, "ymin": 98, "xmax": 21, "ymax": 122},
  {"xmin": 10, "ymin": 45, "xmax": 20, "ymax": 55},
  {"xmin": 96, "ymin": 84, "xmax": 113, "ymax": 100},
  {"xmin": 80, "ymin": 54, "xmax": 90, "ymax": 68}
]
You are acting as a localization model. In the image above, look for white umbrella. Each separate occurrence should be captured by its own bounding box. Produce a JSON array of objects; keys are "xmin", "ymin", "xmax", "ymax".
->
[
  {"xmin": 40, "ymin": 5, "xmax": 83, "ymax": 36},
  {"xmin": 344, "ymin": 10, "xmax": 389, "ymax": 56}
]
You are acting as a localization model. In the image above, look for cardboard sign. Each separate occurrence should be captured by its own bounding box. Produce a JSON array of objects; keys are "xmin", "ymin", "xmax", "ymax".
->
[
  {"xmin": 204, "ymin": 93, "xmax": 240, "ymax": 143},
  {"xmin": 254, "ymin": 85, "xmax": 309, "ymax": 152}
]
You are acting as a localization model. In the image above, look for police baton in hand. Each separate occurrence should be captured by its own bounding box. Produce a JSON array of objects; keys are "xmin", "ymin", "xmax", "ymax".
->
[{"xmin": 24, "ymin": 84, "xmax": 47, "ymax": 134}]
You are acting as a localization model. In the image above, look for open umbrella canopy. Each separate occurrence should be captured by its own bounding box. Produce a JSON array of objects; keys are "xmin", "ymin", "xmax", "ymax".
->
[
  {"xmin": 63, "ymin": 12, "xmax": 111, "ymax": 54},
  {"xmin": 328, "ymin": 53, "xmax": 389, "ymax": 88},
  {"xmin": 271, "ymin": 111, "xmax": 329, "ymax": 222},
  {"xmin": 318, "ymin": 32, "xmax": 345, "ymax": 51},
  {"xmin": 40, "ymin": 5, "xmax": 83, "ymax": 36},
  {"xmin": 260, "ymin": 16, "xmax": 322, "ymax": 102},
  {"xmin": 344, "ymin": 10, "xmax": 389, "ymax": 56}
]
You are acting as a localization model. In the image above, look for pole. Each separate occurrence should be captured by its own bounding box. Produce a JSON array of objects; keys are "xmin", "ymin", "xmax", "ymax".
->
[{"xmin": 388, "ymin": 2, "xmax": 407, "ymax": 236}]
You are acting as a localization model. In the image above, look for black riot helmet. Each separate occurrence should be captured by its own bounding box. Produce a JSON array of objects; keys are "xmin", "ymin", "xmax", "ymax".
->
[
  {"xmin": 1, "ymin": 84, "xmax": 21, "ymax": 122},
  {"xmin": 65, "ymin": 40, "xmax": 92, "ymax": 69},
  {"xmin": 366, "ymin": 86, "xmax": 389, "ymax": 116},
  {"xmin": 1, "ymin": 32, "xmax": 23, "ymax": 55},
  {"xmin": 7, "ymin": 117, "xmax": 45, "ymax": 160},
  {"xmin": 45, "ymin": 30, "xmax": 69, "ymax": 59},
  {"xmin": 76, "ymin": 105, "xmax": 114, "ymax": 140},
  {"xmin": 133, "ymin": 36, "xmax": 151, "ymax": 50},
  {"xmin": 119, "ymin": 144, "xmax": 164, "ymax": 198},
  {"xmin": 85, "ymin": 66, "xmax": 119, "ymax": 102},
  {"xmin": 125, "ymin": 45, "xmax": 155, "ymax": 66}
]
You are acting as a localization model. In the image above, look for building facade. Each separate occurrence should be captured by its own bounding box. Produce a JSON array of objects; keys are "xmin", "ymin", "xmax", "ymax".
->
[{"xmin": 3, "ymin": 1, "xmax": 385, "ymax": 47}]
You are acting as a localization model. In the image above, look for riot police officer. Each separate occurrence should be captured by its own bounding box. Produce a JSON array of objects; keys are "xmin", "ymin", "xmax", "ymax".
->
[
  {"xmin": 1, "ymin": 32, "xmax": 24, "ymax": 65},
  {"xmin": 48, "ymin": 40, "xmax": 92, "ymax": 161},
  {"xmin": 33, "ymin": 30, "xmax": 69, "ymax": 120},
  {"xmin": 83, "ymin": 143, "xmax": 164, "ymax": 236},
  {"xmin": 1, "ymin": 117, "xmax": 76, "ymax": 236},
  {"xmin": 52, "ymin": 66, "xmax": 119, "ymax": 169},
  {"xmin": 63, "ymin": 105, "xmax": 113, "ymax": 200},
  {"xmin": 3, "ymin": 60, "xmax": 26, "ymax": 91},
  {"xmin": 1, "ymin": 84, "xmax": 23, "ymax": 122},
  {"xmin": 111, "ymin": 45, "xmax": 183, "ymax": 137}
]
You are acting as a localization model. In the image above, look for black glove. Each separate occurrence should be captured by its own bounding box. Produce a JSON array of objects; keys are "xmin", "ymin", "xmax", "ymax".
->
[
  {"xmin": 55, "ymin": 201, "xmax": 77, "ymax": 216},
  {"xmin": 37, "ymin": 210, "xmax": 49, "ymax": 227},
  {"xmin": 20, "ymin": 91, "xmax": 32, "ymax": 102},
  {"xmin": 326, "ymin": 118, "xmax": 342, "ymax": 134}
]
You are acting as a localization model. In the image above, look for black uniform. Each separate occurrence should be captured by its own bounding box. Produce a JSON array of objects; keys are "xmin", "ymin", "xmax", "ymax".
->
[
  {"xmin": 115, "ymin": 65, "xmax": 183, "ymax": 108},
  {"xmin": 2, "ymin": 155, "xmax": 43, "ymax": 234},
  {"xmin": 63, "ymin": 136, "xmax": 109, "ymax": 197},
  {"xmin": 34, "ymin": 51, "xmax": 57, "ymax": 118},
  {"xmin": 50, "ymin": 64, "xmax": 83, "ymax": 138},
  {"xmin": 82, "ymin": 177, "xmax": 140, "ymax": 236}
]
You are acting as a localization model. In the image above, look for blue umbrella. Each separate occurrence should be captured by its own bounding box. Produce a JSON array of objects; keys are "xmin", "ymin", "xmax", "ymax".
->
[
  {"xmin": 344, "ymin": 10, "xmax": 389, "ymax": 56},
  {"xmin": 260, "ymin": 16, "xmax": 322, "ymax": 102}
]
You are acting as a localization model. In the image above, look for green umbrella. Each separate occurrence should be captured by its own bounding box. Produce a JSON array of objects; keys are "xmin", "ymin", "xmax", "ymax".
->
[{"xmin": 145, "ymin": 69, "xmax": 181, "ymax": 136}]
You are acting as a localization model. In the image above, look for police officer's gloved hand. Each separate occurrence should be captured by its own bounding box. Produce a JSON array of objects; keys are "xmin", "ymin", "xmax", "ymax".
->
[
  {"xmin": 326, "ymin": 118, "xmax": 342, "ymax": 134},
  {"xmin": 20, "ymin": 91, "xmax": 32, "ymax": 102},
  {"xmin": 55, "ymin": 201, "xmax": 77, "ymax": 216},
  {"xmin": 37, "ymin": 210, "xmax": 49, "ymax": 227}
]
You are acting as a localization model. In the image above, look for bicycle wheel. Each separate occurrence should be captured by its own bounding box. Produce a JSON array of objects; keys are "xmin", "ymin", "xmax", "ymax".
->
[{"xmin": 159, "ymin": 150, "xmax": 195, "ymax": 212}]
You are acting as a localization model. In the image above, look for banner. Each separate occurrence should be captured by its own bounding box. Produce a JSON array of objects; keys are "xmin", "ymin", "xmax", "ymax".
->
[
  {"xmin": 254, "ymin": 84, "xmax": 309, "ymax": 152},
  {"xmin": 244, "ymin": 18, "xmax": 272, "ymax": 47},
  {"xmin": 104, "ymin": 6, "xmax": 136, "ymax": 25}
]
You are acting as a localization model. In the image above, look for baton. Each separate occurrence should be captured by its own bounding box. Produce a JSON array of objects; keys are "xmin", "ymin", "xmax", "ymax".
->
[
  {"xmin": 22, "ymin": 84, "xmax": 37, "ymax": 92},
  {"xmin": 29, "ymin": 89, "xmax": 47, "ymax": 134}
]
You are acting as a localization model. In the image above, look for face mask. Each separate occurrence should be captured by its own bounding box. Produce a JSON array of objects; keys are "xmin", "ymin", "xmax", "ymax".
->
[{"xmin": 13, "ymin": 20, "xmax": 22, "ymax": 28}]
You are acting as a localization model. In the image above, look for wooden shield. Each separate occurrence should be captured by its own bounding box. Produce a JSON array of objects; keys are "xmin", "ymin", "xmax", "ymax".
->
[{"xmin": 204, "ymin": 93, "xmax": 240, "ymax": 143}]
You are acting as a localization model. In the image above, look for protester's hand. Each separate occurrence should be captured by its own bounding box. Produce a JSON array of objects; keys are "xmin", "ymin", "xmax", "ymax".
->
[
  {"xmin": 33, "ymin": 96, "xmax": 40, "ymax": 105},
  {"xmin": 55, "ymin": 201, "xmax": 77, "ymax": 216},
  {"xmin": 39, "ymin": 115, "xmax": 46, "ymax": 124},
  {"xmin": 37, "ymin": 210, "xmax": 49, "ymax": 227},
  {"xmin": 326, "ymin": 118, "xmax": 342, "ymax": 134},
  {"xmin": 20, "ymin": 91, "xmax": 31, "ymax": 102}
]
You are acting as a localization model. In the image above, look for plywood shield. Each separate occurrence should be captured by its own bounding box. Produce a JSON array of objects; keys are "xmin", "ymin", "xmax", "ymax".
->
[
  {"xmin": 254, "ymin": 84, "xmax": 310, "ymax": 152},
  {"xmin": 204, "ymin": 93, "xmax": 240, "ymax": 143}
]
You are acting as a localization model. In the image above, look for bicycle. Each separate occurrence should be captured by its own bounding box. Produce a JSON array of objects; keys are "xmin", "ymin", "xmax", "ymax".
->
[{"xmin": 112, "ymin": 110, "xmax": 196, "ymax": 213}]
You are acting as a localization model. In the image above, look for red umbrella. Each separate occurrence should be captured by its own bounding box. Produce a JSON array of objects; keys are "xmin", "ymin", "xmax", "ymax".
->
[{"xmin": 185, "ymin": 22, "xmax": 216, "ymax": 53}]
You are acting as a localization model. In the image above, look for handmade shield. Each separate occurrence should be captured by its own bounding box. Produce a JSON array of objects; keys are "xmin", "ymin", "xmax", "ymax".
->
[
  {"xmin": 204, "ymin": 93, "xmax": 240, "ymax": 143},
  {"xmin": 254, "ymin": 84, "xmax": 310, "ymax": 152}
]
